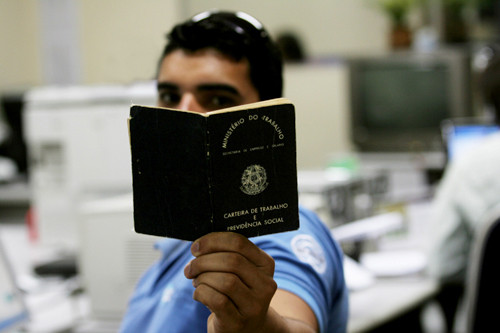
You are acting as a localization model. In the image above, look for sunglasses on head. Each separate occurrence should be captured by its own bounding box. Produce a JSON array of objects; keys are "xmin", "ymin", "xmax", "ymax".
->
[{"xmin": 189, "ymin": 10, "xmax": 270, "ymax": 43}]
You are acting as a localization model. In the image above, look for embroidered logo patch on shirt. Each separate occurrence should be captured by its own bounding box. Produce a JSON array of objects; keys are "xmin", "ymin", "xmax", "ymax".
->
[{"xmin": 291, "ymin": 234, "xmax": 327, "ymax": 274}]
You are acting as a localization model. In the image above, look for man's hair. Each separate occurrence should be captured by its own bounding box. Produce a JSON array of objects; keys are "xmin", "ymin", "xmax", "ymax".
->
[
  {"xmin": 480, "ymin": 54, "xmax": 500, "ymax": 123},
  {"xmin": 158, "ymin": 10, "xmax": 283, "ymax": 101}
]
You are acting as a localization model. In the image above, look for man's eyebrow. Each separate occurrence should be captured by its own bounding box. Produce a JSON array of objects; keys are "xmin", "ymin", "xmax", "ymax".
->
[
  {"xmin": 196, "ymin": 84, "xmax": 241, "ymax": 96},
  {"xmin": 157, "ymin": 82, "xmax": 179, "ymax": 91},
  {"xmin": 156, "ymin": 82, "xmax": 242, "ymax": 96}
]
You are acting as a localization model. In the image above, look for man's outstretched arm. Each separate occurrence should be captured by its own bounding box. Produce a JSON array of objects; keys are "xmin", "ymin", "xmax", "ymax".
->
[{"xmin": 184, "ymin": 232, "xmax": 318, "ymax": 333}]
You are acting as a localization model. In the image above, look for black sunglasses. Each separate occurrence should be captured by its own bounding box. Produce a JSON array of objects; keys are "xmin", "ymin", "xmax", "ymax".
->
[{"xmin": 189, "ymin": 10, "xmax": 270, "ymax": 43}]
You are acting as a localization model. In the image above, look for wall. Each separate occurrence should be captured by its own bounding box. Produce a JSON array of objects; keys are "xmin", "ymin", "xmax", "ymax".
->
[
  {"xmin": 185, "ymin": 0, "xmax": 389, "ymax": 57},
  {"xmin": 0, "ymin": 1, "xmax": 42, "ymax": 91},
  {"xmin": 0, "ymin": 0, "xmax": 181, "ymax": 90},
  {"xmin": 284, "ymin": 63, "xmax": 353, "ymax": 169},
  {"xmin": 78, "ymin": 0, "xmax": 181, "ymax": 84},
  {"xmin": 0, "ymin": 0, "xmax": 389, "ymax": 90}
]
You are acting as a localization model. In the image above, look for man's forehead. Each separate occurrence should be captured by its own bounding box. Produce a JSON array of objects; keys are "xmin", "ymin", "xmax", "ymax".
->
[
  {"xmin": 177, "ymin": 47, "xmax": 240, "ymax": 59},
  {"xmin": 161, "ymin": 48, "xmax": 247, "ymax": 70},
  {"xmin": 157, "ymin": 48, "xmax": 253, "ymax": 89}
]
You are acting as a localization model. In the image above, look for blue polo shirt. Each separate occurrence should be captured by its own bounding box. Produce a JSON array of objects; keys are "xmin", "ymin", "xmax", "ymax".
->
[{"xmin": 120, "ymin": 207, "xmax": 348, "ymax": 333}]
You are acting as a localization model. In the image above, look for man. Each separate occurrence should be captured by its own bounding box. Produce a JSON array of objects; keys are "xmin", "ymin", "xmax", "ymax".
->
[
  {"xmin": 120, "ymin": 10, "xmax": 348, "ymax": 333},
  {"xmin": 426, "ymin": 47, "xmax": 500, "ymax": 333}
]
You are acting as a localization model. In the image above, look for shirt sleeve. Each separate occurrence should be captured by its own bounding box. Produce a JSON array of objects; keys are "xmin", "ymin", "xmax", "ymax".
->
[
  {"xmin": 253, "ymin": 207, "xmax": 348, "ymax": 333},
  {"xmin": 426, "ymin": 156, "xmax": 478, "ymax": 283}
]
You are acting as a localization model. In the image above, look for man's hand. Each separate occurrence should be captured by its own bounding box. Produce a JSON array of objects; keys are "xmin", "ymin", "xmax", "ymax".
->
[
  {"xmin": 184, "ymin": 232, "xmax": 317, "ymax": 333},
  {"xmin": 184, "ymin": 232, "xmax": 277, "ymax": 332}
]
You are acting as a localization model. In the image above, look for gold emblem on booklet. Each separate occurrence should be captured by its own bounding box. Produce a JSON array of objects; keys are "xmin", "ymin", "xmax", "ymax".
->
[{"xmin": 240, "ymin": 164, "xmax": 268, "ymax": 195}]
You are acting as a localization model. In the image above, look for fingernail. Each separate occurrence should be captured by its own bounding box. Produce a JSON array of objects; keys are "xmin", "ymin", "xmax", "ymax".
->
[
  {"xmin": 191, "ymin": 241, "xmax": 199, "ymax": 255},
  {"xmin": 184, "ymin": 262, "xmax": 191, "ymax": 277}
]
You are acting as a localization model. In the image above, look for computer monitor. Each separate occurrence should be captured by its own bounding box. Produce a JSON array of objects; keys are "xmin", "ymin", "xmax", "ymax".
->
[
  {"xmin": 349, "ymin": 49, "xmax": 473, "ymax": 152},
  {"xmin": 441, "ymin": 118, "xmax": 500, "ymax": 162}
]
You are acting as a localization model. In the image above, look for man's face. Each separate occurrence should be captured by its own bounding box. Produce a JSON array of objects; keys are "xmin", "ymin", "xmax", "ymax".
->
[{"xmin": 156, "ymin": 48, "xmax": 259, "ymax": 113}]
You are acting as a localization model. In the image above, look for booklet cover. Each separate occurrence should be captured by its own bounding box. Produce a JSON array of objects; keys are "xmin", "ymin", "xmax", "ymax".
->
[{"xmin": 129, "ymin": 98, "xmax": 299, "ymax": 241}]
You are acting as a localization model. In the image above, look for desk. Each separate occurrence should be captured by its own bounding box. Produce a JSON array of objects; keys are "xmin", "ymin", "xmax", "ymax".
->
[
  {"xmin": 348, "ymin": 276, "xmax": 438, "ymax": 332},
  {"xmin": 347, "ymin": 199, "xmax": 439, "ymax": 332},
  {"xmin": 298, "ymin": 170, "xmax": 389, "ymax": 228}
]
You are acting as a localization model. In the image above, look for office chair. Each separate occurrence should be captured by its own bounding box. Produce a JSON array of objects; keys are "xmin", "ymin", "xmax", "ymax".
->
[{"xmin": 465, "ymin": 203, "xmax": 500, "ymax": 333}]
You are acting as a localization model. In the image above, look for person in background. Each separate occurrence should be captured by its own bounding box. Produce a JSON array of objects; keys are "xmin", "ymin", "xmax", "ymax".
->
[
  {"xmin": 426, "ymin": 46, "xmax": 500, "ymax": 333},
  {"xmin": 276, "ymin": 32, "xmax": 306, "ymax": 63},
  {"xmin": 120, "ymin": 10, "xmax": 348, "ymax": 333}
]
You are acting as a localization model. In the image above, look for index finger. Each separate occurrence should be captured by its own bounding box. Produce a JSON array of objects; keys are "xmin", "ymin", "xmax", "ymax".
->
[{"xmin": 191, "ymin": 232, "xmax": 274, "ymax": 269}]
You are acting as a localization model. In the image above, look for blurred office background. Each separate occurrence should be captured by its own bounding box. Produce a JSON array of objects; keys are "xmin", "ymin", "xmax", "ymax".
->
[
  {"xmin": 1, "ymin": 0, "xmax": 499, "ymax": 332},
  {"xmin": 2, "ymin": 0, "xmax": 499, "ymax": 172}
]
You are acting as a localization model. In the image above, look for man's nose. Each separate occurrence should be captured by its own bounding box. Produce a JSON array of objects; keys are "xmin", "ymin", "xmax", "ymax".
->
[{"xmin": 178, "ymin": 93, "xmax": 205, "ymax": 113}]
